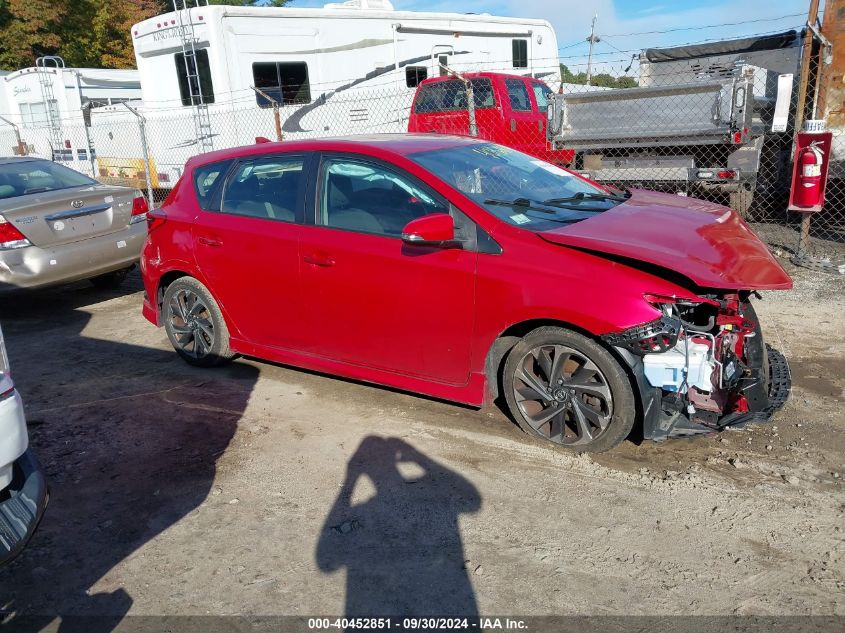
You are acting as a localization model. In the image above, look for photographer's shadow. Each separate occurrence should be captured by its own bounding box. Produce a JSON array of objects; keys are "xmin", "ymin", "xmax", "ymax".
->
[{"xmin": 317, "ymin": 436, "xmax": 481, "ymax": 620}]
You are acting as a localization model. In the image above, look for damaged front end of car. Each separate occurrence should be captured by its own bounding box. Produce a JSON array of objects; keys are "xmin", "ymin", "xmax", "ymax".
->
[{"xmin": 602, "ymin": 292, "xmax": 791, "ymax": 441}]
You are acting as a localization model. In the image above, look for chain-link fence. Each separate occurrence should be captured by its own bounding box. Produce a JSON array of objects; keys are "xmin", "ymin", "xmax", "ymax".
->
[{"xmin": 3, "ymin": 40, "xmax": 843, "ymax": 274}]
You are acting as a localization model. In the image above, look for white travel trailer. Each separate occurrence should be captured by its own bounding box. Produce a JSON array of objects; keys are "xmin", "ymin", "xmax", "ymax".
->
[
  {"xmin": 91, "ymin": 0, "xmax": 560, "ymax": 189},
  {"xmin": 0, "ymin": 59, "xmax": 140, "ymax": 176}
]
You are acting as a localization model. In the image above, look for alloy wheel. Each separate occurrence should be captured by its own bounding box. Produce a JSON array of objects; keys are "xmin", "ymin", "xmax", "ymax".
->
[
  {"xmin": 511, "ymin": 344, "xmax": 613, "ymax": 446},
  {"xmin": 168, "ymin": 288, "xmax": 215, "ymax": 359}
]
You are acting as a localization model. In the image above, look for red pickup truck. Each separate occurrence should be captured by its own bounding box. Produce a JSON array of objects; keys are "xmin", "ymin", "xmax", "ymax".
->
[{"xmin": 407, "ymin": 71, "xmax": 575, "ymax": 166}]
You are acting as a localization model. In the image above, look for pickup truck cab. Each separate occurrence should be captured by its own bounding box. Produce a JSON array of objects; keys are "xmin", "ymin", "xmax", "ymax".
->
[{"xmin": 408, "ymin": 71, "xmax": 574, "ymax": 166}]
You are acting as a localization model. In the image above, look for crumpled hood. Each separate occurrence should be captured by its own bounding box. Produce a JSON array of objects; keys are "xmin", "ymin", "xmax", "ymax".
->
[{"xmin": 538, "ymin": 189, "xmax": 792, "ymax": 290}]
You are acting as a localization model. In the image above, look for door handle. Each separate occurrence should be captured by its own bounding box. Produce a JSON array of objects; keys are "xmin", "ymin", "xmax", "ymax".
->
[
  {"xmin": 304, "ymin": 252, "xmax": 336, "ymax": 267},
  {"xmin": 198, "ymin": 236, "xmax": 223, "ymax": 248}
]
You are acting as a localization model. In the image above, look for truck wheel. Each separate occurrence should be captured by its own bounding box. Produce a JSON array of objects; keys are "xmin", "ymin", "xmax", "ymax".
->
[
  {"xmin": 503, "ymin": 326, "xmax": 636, "ymax": 453},
  {"xmin": 162, "ymin": 277, "xmax": 235, "ymax": 367}
]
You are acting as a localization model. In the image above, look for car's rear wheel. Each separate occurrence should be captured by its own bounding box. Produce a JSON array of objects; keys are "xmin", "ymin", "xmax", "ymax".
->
[
  {"xmin": 503, "ymin": 326, "xmax": 636, "ymax": 453},
  {"xmin": 89, "ymin": 266, "xmax": 133, "ymax": 289},
  {"xmin": 162, "ymin": 277, "xmax": 235, "ymax": 367}
]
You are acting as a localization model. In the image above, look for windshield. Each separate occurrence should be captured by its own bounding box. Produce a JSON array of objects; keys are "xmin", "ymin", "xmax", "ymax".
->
[
  {"xmin": 0, "ymin": 160, "xmax": 96, "ymax": 200},
  {"xmin": 410, "ymin": 143, "xmax": 624, "ymax": 230}
]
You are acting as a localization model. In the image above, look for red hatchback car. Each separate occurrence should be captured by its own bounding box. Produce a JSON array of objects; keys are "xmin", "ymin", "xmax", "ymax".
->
[{"xmin": 141, "ymin": 135, "xmax": 792, "ymax": 452}]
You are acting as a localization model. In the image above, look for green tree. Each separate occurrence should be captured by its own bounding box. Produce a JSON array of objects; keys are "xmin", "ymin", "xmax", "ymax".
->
[
  {"xmin": 0, "ymin": 0, "xmax": 69, "ymax": 69},
  {"xmin": 559, "ymin": 64, "xmax": 638, "ymax": 89}
]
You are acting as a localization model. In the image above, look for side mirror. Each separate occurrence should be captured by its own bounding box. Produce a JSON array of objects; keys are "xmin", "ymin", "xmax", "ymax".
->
[{"xmin": 400, "ymin": 213, "xmax": 458, "ymax": 247}]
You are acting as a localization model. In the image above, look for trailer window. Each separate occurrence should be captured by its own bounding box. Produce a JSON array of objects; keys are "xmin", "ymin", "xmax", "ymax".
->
[
  {"xmin": 175, "ymin": 49, "xmax": 215, "ymax": 106},
  {"xmin": 413, "ymin": 78, "xmax": 495, "ymax": 113},
  {"xmin": 406, "ymin": 66, "xmax": 427, "ymax": 88},
  {"xmin": 512, "ymin": 39, "xmax": 528, "ymax": 68},
  {"xmin": 20, "ymin": 101, "xmax": 59, "ymax": 128},
  {"xmin": 252, "ymin": 62, "xmax": 311, "ymax": 107}
]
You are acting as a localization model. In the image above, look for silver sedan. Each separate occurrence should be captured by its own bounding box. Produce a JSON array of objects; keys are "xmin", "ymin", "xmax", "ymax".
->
[{"xmin": 0, "ymin": 157, "xmax": 147, "ymax": 291}]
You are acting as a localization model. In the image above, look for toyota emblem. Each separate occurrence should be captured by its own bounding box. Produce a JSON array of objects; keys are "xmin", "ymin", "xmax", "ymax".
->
[{"xmin": 71, "ymin": 200, "xmax": 84, "ymax": 209}]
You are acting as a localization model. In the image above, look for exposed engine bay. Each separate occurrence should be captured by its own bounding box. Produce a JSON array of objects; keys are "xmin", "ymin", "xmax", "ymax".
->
[{"xmin": 604, "ymin": 292, "xmax": 792, "ymax": 440}]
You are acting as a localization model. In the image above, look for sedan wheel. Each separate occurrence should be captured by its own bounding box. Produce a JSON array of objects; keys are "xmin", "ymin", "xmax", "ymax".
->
[
  {"xmin": 503, "ymin": 327, "xmax": 636, "ymax": 452},
  {"xmin": 162, "ymin": 277, "xmax": 235, "ymax": 367}
]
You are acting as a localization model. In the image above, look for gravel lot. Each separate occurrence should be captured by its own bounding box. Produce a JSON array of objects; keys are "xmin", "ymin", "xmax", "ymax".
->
[{"xmin": 0, "ymin": 263, "xmax": 843, "ymax": 624}]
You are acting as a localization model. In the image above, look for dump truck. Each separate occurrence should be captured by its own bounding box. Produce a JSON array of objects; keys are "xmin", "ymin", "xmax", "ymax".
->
[{"xmin": 547, "ymin": 30, "xmax": 802, "ymax": 217}]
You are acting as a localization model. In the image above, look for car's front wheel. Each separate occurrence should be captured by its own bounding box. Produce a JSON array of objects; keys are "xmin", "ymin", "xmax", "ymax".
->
[
  {"xmin": 162, "ymin": 277, "xmax": 235, "ymax": 367},
  {"xmin": 503, "ymin": 326, "xmax": 636, "ymax": 453}
]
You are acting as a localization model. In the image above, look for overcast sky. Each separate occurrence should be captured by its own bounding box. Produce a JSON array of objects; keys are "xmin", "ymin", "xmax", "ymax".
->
[{"xmin": 293, "ymin": 0, "xmax": 814, "ymax": 74}]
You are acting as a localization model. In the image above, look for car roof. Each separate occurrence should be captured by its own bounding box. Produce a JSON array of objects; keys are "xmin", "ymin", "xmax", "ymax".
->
[{"xmin": 187, "ymin": 133, "xmax": 488, "ymax": 169}]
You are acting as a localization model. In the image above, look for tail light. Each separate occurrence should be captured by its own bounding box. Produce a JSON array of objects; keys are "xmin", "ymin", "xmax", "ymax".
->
[
  {"xmin": 0, "ymin": 215, "xmax": 31, "ymax": 250},
  {"xmin": 129, "ymin": 194, "xmax": 149, "ymax": 225},
  {"xmin": 146, "ymin": 209, "xmax": 166, "ymax": 233}
]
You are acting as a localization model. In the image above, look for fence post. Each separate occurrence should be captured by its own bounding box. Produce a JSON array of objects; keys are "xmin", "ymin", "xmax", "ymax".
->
[
  {"xmin": 440, "ymin": 64, "xmax": 477, "ymax": 137},
  {"xmin": 794, "ymin": 0, "xmax": 821, "ymax": 259},
  {"xmin": 0, "ymin": 115, "xmax": 25, "ymax": 155},
  {"xmin": 80, "ymin": 103, "xmax": 98, "ymax": 179},
  {"xmin": 250, "ymin": 86, "xmax": 283, "ymax": 141},
  {"xmin": 121, "ymin": 102, "xmax": 155, "ymax": 210},
  {"xmin": 0, "ymin": 116, "xmax": 26, "ymax": 156}
]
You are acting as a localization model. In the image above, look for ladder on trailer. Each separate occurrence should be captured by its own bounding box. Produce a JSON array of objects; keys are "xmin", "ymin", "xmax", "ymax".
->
[
  {"xmin": 172, "ymin": 0, "xmax": 214, "ymax": 153},
  {"xmin": 35, "ymin": 56, "xmax": 65, "ymax": 158}
]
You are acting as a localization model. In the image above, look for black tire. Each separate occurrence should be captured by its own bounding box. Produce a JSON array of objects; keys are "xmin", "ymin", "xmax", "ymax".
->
[
  {"xmin": 503, "ymin": 326, "xmax": 636, "ymax": 453},
  {"xmin": 162, "ymin": 277, "xmax": 235, "ymax": 367},
  {"xmin": 89, "ymin": 266, "xmax": 132, "ymax": 289}
]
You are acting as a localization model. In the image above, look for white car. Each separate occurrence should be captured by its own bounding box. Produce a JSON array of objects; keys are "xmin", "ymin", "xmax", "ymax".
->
[{"xmin": 0, "ymin": 323, "xmax": 47, "ymax": 565}]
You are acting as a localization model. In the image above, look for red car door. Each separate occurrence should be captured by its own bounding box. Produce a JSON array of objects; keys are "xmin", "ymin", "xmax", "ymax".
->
[
  {"xmin": 501, "ymin": 76, "xmax": 537, "ymax": 155},
  {"xmin": 192, "ymin": 154, "xmax": 308, "ymax": 349},
  {"xmin": 298, "ymin": 154, "xmax": 476, "ymax": 384}
]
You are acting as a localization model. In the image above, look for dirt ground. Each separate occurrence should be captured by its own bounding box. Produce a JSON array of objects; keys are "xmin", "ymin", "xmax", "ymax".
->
[{"xmin": 0, "ymin": 263, "xmax": 843, "ymax": 625}]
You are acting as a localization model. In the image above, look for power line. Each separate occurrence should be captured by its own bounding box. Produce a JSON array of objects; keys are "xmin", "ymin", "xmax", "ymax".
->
[
  {"xmin": 557, "ymin": 24, "xmax": 804, "ymax": 60},
  {"xmin": 603, "ymin": 12, "xmax": 805, "ymax": 38}
]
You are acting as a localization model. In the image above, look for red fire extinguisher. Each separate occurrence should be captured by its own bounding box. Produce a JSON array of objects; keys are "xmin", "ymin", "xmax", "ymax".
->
[{"xmin": 794, "ymin": 142, "xmax": 824, "ymax": 208}]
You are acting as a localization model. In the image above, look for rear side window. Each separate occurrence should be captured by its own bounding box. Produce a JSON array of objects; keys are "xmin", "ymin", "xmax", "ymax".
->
[
  {"xmin": 175, "ymin": 49, "xmax": 215, "ymax": 106},
  {"xmin": 512, "ymin": 39, "xmax": 528, "ymax": 68},
  {"xmin": 252, "ymin": 62, "xmax": 311, "ymax": 106},
  {"xmin": 505, "ymin": 78, "xmax": 532, "ymax": 112},
  {"xmin": 193, "ymin": 160, "xmax": 233, "ymax": 211},
  {"xmin": 413, "ymin": 78, "xmax": 495, "ymax": 113},
  {"xmin": 220, "ymin": 156, "xmax": 304, "ymax": 222}
]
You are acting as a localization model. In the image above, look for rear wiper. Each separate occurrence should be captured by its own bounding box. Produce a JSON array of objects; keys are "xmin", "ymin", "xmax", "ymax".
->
[{"xmin": 542, "ymin": 191, "xmax": 628, "ymax": 205}]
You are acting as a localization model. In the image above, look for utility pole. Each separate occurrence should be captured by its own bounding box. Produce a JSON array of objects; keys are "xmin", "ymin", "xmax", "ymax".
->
[{"xmin": 585, "ymin": 14, "xmax": 600, "ymax": 86}]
